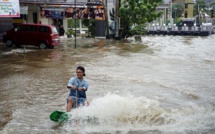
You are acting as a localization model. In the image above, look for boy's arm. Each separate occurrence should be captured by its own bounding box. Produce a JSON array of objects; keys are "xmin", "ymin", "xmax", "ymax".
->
[{"xmin": 67, "ymin": 77, "xmax": 76, "ymax": 90}]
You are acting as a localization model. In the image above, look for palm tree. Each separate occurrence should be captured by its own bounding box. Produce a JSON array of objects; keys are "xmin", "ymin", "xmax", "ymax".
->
[
  {"xmin": 172, "ymin": 3, "xmax": 184, "ymax": 18},
  {"xmin": 194, "ymin": 0, "xmax": 208, "ymax": 16},
  {"xmin": 209, "ymin": 1, "xmax": 215, "ymax": 18},
  {"xmin": 210, "ymin": 1, "xmax": 215, "ymax": 7}
]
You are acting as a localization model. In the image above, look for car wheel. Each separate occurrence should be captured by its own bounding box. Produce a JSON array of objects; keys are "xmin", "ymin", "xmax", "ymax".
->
[
  {"xmin": 5, "ymin": 39, "xmax": 13, "ymax": 47},
  {"xmin": 39, "ymin": 42, "xmax": 47, "ymax": 49}
]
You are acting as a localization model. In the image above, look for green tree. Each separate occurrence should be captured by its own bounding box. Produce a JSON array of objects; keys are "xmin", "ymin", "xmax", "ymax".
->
[
  {"xmin": 172, "ymin": 3, "xmax": 184, "ymax": 18},
  {"xmin": 119, "ymin": 0, "xmax": 162, "ymax": 38},
  {"xmin": 193, "ymin": 0, "xmax": 208, "ymax": 16},
  {"xmin": 82, "ymin": 19, "xmax": 96, "ymax": 37},
  {"xmin": 210, "ymin": 1, "xmax": 215, "ymax": 7},
  {"xmin": 68, "ymin": 19, "xmax": 80, "ymax": 28},
  {"xmin": 210, "ymin": 1, "xmax": 215, "ymax": 18}
]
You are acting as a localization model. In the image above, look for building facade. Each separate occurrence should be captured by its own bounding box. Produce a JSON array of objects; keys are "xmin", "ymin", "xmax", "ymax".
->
[
  {"xmin": 0, "ymin": 0, "xmax": 114, "ymax": 39},
  {"xmin": 184, "ymin": 0, "xmax": 194, "ymax": 18}
]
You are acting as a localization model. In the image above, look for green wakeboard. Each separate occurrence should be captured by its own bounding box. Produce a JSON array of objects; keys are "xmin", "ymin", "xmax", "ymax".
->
[{"xmin": 50, "ymin": 111, "xmax": 70, "ymax": 124}]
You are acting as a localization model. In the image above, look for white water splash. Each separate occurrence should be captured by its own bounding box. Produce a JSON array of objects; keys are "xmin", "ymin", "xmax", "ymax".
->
[{"xmin": 62, "ymin": 93, "xmax": 215, "ymax": 134}]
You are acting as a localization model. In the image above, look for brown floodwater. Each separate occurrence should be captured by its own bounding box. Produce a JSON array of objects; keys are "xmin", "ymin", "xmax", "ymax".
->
[{"xmin": 0, "ymin": 36, "xmax": 215, "ymax": 134}]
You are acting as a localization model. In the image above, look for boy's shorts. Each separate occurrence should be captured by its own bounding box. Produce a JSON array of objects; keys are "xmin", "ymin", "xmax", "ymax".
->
[{"xmin": 67, "ymin": 96, "xmax": 86, "ymax": 108}]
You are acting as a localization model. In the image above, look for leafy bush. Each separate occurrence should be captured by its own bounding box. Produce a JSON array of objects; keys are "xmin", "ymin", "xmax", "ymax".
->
[{"xmin": 65, "ymin": 29, "xmax": 75, "ymax": 36}]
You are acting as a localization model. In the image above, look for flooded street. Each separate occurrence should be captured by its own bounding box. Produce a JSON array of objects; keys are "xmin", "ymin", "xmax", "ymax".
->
[{"xmin": 0, "ymin": 35, "xmax": 215, "ymax": 134}]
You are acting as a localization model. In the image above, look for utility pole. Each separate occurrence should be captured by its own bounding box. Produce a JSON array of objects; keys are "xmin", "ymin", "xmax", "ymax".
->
[
  {"xmin": 115, "ymin": 0, "xmax": 119, "ymax": 38},
  {"xmin": 174, "ymin": 8, "xmax": 177, "ymax": 24},
  {"xmin": 74, "ymin": 0, "xmax": 77, "ymax": 49},
  {"xmin": 105, "ymin": 0, "xmax": 110, "ymax": 38},
  {"xmin": 198, "ymin": 0, "xmax": 200, "ymax": 26},
  {"xmin": 170, "ymin": 0, "xmax": 173, "ymax": 26}
]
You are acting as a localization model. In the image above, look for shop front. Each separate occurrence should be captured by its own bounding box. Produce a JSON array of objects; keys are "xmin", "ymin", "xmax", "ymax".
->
[{"xmin": 19, "ymin": 0, "xmax": 107, "ymax": 38}]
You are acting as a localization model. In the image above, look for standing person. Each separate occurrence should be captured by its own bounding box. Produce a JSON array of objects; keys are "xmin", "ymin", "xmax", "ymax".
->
[
  {"xmin": 59, "ymin": 25, "xmax": 65, "ymax": 36},
  {"xmin": 66, "ymin": 66, "xmax": 89, "ymax": 112},
  {"xmin": 41, "ymin": 10, "xmax": 46, "ymax": 18}
]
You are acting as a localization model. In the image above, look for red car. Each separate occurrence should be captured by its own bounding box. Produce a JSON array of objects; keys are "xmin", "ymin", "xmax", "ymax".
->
[{"xmin": 3, "ymin": 24, "xmax": 60, "ymax": 49}]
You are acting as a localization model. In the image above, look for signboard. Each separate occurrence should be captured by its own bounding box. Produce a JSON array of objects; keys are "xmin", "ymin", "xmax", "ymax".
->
[
  {"xmin": 40, "ymin": 7, "xmax": 65, "ymax": 19},
  {"xmin": 20, "ymin": 6, "xmax": 28, "ymax": 14},
  {"xmin": 0, "ymin": 0, "xmax": 20, "ymax": 17},
  {"xmin": 40, "ymin": 5, "xmax": 105, "ymax": 20},
  {"xmin": 64, "ymin": 6, "xmax": 105, "ymax": 20}
]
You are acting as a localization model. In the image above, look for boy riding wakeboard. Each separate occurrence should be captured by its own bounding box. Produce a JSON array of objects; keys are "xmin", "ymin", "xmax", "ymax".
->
[
  {"xmin": 50, "ymin": 66, "xmax": 89, "ymax": 123},
  {"xmin": 66, "ymin": 66, "xmax": 89, "ymax": 112}
]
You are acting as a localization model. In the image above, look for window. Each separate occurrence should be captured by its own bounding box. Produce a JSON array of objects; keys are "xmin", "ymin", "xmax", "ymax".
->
[
  {"xmin": 39, "ymin": 26, "xmax": 49, "ymax": 33},
  {"xmin": 51, "ymin": 27, "xmax": 58, "ymax": 33},
  {"xmin": 26, "ymin": 26, "xmax": 37, "ymax": 32},
  {"xmin": 16, "ymin": 25, "xmax": 25, "ymax": 31},
  {"xmin": 185, "ymin": 11, "xmax": 188, "ymax": 18},
  {"xmin": 185, "ymin": 4, "xmax": 188, "ymax": 9}
]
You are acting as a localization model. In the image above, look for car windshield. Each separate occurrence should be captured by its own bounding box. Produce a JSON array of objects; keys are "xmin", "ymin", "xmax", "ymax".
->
[{"xmin": 51, "ymin": 27, "xmax": 58, "ymax": 33}]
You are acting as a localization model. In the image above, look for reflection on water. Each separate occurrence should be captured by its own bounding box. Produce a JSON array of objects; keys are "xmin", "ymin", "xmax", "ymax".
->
[{"xmin": 0, "ymin": 36, "xmax": 215, "ymax": 134}]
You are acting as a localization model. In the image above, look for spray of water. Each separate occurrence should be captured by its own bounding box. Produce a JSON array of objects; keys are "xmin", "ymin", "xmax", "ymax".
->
[{"xmin": 62, "ymin": 93, "xmax": 215, "ymax": 133}]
